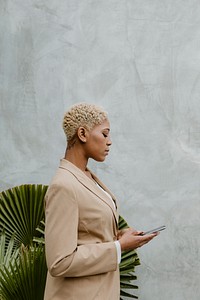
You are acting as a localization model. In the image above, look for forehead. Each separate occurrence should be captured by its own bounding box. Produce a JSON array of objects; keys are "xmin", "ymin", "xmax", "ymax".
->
[{"xmin": 92, "ymin": 119, "xmax": 110, "ymax": 131}]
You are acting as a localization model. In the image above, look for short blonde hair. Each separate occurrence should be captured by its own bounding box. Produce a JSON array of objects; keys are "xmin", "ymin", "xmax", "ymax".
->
[{"xmin": 62, "ymin": 103, "xmax": 108, "ymax": 141}]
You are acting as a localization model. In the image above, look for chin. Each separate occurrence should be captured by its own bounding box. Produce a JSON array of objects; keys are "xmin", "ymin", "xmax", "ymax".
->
[{"xmin": 94, "ymin": 157, "xmax": 106, "ymax": 162}]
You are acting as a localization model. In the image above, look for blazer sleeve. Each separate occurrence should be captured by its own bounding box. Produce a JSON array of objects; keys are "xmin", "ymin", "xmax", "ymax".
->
[{"xmin": 45, "ymin": 182, "xmax": 118, "ymax": 278}]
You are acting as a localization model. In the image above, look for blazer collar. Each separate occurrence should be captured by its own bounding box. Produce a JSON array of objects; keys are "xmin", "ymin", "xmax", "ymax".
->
[{"xmin": 59, "ymin": 159, "xmax": 118, "ymax": 223}]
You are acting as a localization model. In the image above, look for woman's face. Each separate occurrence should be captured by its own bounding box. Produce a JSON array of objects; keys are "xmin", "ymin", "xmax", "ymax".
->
[{"xmin": 84, "ymin": 119, "xmax": 112, "ymax": 162}]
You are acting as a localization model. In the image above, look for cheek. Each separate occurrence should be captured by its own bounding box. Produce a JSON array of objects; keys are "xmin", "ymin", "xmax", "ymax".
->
[
  {"xmin": 92, "ymin": 135, "xmax": 104, "ymax": 145},
  {"xmin": 97, "ymin": 138, "xmax": 106, "ymax": 147}
]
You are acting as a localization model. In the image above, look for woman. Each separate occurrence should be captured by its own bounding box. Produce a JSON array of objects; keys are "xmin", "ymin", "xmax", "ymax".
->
[{"xmin": 44, "ymin": 103, "xmax": 157, "ymax": 300}]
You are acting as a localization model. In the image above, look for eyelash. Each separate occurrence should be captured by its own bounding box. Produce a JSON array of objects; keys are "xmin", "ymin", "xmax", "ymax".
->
[{"xmin": 103, "ymin": 133, "xmax": 108, "ymax": 138}]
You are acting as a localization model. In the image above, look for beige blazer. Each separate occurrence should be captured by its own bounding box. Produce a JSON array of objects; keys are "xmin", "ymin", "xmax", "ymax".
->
[{"xmin": 44, "ymin": 159, "xmax": 120, "ymax": 300}]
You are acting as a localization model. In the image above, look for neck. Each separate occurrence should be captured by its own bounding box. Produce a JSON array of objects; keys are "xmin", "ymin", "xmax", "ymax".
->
[{"xmin": 64, "ymin": 147, "xmax": 88, "ymax": 172}]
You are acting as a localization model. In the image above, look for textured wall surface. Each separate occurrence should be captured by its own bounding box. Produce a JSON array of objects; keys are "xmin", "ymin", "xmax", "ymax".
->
[{"xmin": 1, "ymin": 1, "xmax": 200, "ymax": 299}]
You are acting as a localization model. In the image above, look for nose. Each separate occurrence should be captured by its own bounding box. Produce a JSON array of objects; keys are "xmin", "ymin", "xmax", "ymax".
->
[{"xmin": 107, "ymin": 136, "xmax": 112, "ymax": 146}]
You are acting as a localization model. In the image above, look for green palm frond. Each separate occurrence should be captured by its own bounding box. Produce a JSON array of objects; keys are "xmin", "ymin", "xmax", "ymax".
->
[
  {"xmin": 0, "ymin": 231, "xmax": 19, "ymax": 300},
  {"xmin": 0, "ymin": 184, "xmax": 48, "ymax": 247},
  {"xmin": 0, "ymin": 231, "xmax": 19, "ymax": 269},
  {"xmin": 119, "ymin": 215, "xmax": 140, "ymax": 299},
  {"xmin": 0, "ymin": 185, "xmax": 48, "ymax": 299},
  {"xmin": 33, "ymin": 220, "xmax": 45, "ymax": 244},
  {"xmin": 0, "ymin": 245, "xmax": 47, "ymax": 300}
]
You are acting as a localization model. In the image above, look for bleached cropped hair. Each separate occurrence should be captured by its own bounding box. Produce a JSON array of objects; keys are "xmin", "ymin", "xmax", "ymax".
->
[{"xmin": 62, "ymin": 103, "xmax": 108, "ymax": 141}]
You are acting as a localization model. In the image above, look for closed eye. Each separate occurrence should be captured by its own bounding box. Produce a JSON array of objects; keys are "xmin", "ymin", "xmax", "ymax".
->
[{"xmin": 103, "ymin": 133, "xmax": 108, "ymax": 137}]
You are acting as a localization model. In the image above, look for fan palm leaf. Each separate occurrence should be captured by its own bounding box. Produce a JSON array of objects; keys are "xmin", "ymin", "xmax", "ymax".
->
[
  {"xmin": 0, "ymin": 245, "xmax": 47, "ymax": 300},
  {"xmin": 0, "ymin": 231, "xmax": 19, "ymax": 269},
  {"xmin": 0, "ymin": 231, "xmax": 19, "ymax": 300},
  {"xmin": 0, "ymin": 184, "xmax": 48, "ymax": 246}
]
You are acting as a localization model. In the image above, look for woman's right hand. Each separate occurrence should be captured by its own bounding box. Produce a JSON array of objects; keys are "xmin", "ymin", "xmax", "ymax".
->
[{"xmin": 118, "ymin": 227, "xmax": 158, "ymax": 251}]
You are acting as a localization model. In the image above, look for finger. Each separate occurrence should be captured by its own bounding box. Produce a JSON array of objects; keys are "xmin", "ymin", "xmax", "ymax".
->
[
  {"xmin": 130, "ymin": 229, "xmax": 141, "ymax": 235},
  {"xmin": 137, "ymin": 231, "xmax": 144, "ymax": 235}
]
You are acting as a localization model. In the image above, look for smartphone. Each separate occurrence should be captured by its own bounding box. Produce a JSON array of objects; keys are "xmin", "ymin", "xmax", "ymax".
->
[{"xmin": 141, "ymin": 225, "xmax": 166, "ymax": 235}]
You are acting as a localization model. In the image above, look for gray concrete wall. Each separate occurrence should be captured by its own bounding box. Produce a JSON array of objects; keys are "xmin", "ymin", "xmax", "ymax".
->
[{"xmin": 1, "ymin": 1, "xmax": 200, "ymax": 299}]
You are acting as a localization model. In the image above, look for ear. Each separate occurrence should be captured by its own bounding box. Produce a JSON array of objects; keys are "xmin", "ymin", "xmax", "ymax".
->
[{"xmin": 77, "ymin": 126, "xmax": 88, "ymax": 143}]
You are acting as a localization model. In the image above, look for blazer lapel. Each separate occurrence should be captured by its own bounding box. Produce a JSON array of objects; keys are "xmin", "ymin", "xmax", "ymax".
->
[
  {"xmin": 59, "ymin": 159, "xmax": 118, "ymax": 225},
  {"xmin": 89, "ymin": 171, "xmax": 118, "ymax": 209}
]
